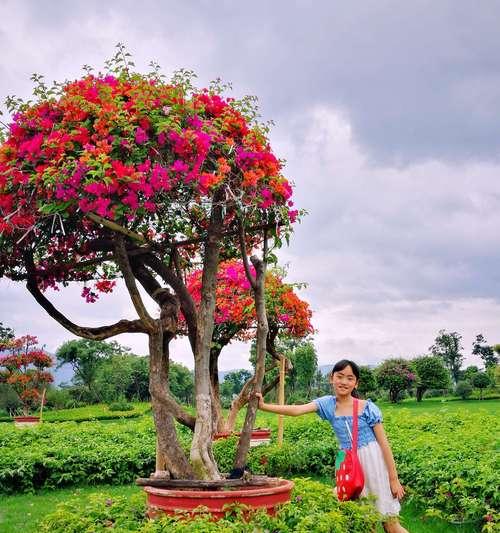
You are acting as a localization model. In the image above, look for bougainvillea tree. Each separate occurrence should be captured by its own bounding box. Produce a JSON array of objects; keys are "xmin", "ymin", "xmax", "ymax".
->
[
  {"xmin": 0, "ymin": 335, "xmax": 53, "ymax": 415},
  {"xmin": 185, "ymin": 259, "xmax": 313, "ymax": 432},
  {"xmin": 0, "ymin": 46, "xmax": 298, "ymax": 480}
]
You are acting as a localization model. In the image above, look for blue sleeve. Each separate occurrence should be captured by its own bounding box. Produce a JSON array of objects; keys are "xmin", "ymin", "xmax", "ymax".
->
[
  {"xmin": 363, "ymin": 400, "xmax": 383, "ymax": 427},
  {"xmin": 312, "ymin": 395, "xmax": 334, "ymax": 422}
]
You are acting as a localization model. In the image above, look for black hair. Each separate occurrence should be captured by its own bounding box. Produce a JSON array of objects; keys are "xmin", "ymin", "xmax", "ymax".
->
[{"xmin": 329, "ymin": 359, "xmax": 360, "ymax": 398}]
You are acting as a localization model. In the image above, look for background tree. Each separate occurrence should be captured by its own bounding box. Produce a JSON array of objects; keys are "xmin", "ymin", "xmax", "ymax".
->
[
  {"xmin": 57, "ymin": 339, "xmax": 128, "ymax": 402},
  {"xmin": 220, "ymin": 369, "xmax": 253, "ymax": 407},
  {"xmin": 357, "ymin": 366, "xmax": 377, "ymax": 398},
  {"xmin": 459, "ymin": 365, "xmax": 480, "ymax": 383},
  {"xmin": 455, "ymin": 380, "xmax": 473, "ymax": 400},
  {"xmin": 375, "ymin": 358, "xmax": 415, "ymax": 403},
  {"xmin": 0, "ymin": 50, "xmax": 297, "ymax": 480},
  {"xmin": 0, "ymin": 335, "xmax": 53, "ymax": 415},
  {"xmin": 284, "ymin": 340, "xmax": 318, "ymax": 402},
  {"xmin": 472, "ymin": 334, "xmax": 498, "ymax": 369},
  {"xmin": 430, "ymin": 330, "xmax": 464, "ymax": 385},
  {"xmin": 411, "ymin": 355, "xmax": 450, "ymax": 401},
  {"xmin": 169, "ymin": 362, "xmax": 195, "ymax": 405},
  {"xmin": 472, "ymin": 372, "xmax": 491, "ymax": 400},
  {"xmin": 0, "ymin": 322, "xmax": 15, "ymax": 341}
]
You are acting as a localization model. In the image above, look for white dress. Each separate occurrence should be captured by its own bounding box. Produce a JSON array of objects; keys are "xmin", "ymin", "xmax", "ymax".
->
[{"xmin": 357, "ymin": 440, "xmax": 401, "ymax": 516}]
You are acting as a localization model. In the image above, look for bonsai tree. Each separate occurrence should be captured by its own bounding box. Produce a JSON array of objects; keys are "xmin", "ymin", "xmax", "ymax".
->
[
  {"xmin": 184, "ymin": 259, "xmax": 313, "ymax": 432},
  {"xmin": 0, "ymin": 47, "xmax": 298, "ymax": 480},
  {"xmin": 0, "ymin": 335, "xmax": 54, "ymax": 415},
  {"xmin": 375, "ymin": 358, "xmax": 415, "ymax": 403}
]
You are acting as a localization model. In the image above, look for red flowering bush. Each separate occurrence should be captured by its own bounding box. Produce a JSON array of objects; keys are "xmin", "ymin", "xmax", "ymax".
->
[
  {"xmin": 185, "ymin": 260, "xmax": 313, "ymax": 340},
  {"xmin": 0, "ymin": 335, "xmax": 54, "ymax": 415}
]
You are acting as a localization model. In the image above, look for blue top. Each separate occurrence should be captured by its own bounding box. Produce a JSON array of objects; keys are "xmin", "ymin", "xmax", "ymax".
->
[{"xmin": 313, "ymin": 395, "xmax": 382, "ymax": 450}]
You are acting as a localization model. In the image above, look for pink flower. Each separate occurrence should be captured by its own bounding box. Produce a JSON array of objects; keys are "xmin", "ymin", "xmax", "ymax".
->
[{"xmin": 135, "ymin": 127, "xmax": 148, "ymax": 145}]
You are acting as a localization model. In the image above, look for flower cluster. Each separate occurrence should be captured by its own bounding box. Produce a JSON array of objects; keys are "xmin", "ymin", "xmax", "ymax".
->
[
  {"xmin": 184, "ymin": 260, "xmax": 313, "ymax": 342},
  {"xmin": 0, "ymin": 335, "xmax": 54, "ymax": 414},
  {"xmin": 0, "ymin": 68, "xmax": 297, "ymax": 299}
]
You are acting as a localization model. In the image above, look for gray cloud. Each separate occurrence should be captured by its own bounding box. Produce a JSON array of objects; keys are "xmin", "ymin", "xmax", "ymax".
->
[{"xmin": 1, "ymin": 1, "xmax": 499, "ymax": 370}]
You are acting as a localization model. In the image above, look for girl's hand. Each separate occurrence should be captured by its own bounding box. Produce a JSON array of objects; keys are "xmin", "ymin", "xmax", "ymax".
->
[
  {"xmin": 254, "ymin": 392, "xmax": 264, "ymax": 409},
  {"xmin": 389, "ymin": 478, "xmax": 405, "ymax": 500}
]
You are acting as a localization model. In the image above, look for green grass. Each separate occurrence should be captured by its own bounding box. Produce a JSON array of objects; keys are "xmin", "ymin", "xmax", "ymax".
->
[
  {"xmin": 0, "ymin": 483, "xmax": 139, "ymax": 533},
  {"xmin": 0, "ymin": 481, "xmax": 480, "ymax": 533}
]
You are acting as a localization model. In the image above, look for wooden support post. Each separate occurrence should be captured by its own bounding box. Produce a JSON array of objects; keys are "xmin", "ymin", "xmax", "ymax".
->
[
  {"xmin": 277, "ymin": 356, "xmax": 285, "ymax": 446},
  {"xmin": 39, "ymin": 387, "xmax": 46, "ymax": 421}
]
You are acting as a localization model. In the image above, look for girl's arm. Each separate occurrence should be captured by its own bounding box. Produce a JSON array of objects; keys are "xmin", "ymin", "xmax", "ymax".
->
[
  {"xmin": 373, "ymin": 423, "xmax": 405, "ymax": 500},
  {"xmin": 255, "ymin": 392, "xmax": 318, "ymax": 416}
]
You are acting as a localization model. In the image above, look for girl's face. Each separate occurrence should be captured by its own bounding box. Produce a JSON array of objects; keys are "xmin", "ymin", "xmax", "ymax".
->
[{"xmin": 330, "ymin": 365, "xmax": 358, "ymax": 396}]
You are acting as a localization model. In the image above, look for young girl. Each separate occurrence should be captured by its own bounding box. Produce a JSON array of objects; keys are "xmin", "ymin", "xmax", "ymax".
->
[{"xmin": 256, "ymin": 359, "xmax": 409, "ymax": 533}]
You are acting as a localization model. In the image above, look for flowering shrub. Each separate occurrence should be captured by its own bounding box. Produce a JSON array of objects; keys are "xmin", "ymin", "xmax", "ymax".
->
[
  {"xmin": 185, "ymin": 260, "xmax": 313, "ymax": 340},
  {"xmin": 375, "ymin": 358, "xmax": 415, "ymax": 403},
  {"xmin": 0, "ymin": 335, "xmax": 53, "ymax": 415}
]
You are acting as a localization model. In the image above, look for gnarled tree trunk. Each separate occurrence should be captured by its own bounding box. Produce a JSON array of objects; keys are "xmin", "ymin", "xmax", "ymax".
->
[
  {"xmin": 233, "ymin": 254, "xmax": 268, "ymax": 471},
  {"xmin": 190, "ymin": 197, "xmax": 223, "ymax": 480}
]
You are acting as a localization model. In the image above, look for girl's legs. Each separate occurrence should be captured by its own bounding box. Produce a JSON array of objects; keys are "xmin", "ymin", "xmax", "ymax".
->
[{"xmin": 382, "ymin": 518, "xmax": 409, "ymax": 533}]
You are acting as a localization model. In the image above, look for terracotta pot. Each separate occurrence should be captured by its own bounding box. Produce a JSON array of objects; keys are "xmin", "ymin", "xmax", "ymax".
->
[
  {"xmin": 14, "ymin": 416, "xmax": 40, "ymax": 428},
  {"xmin": 212, "ymin": 428, "xmax": 271, "ymax": 446},
  {"xmin": 249, "ymin": 427, "xmax": 271, "ymax": 447},
  {"xmin": 144, "ymin": 478, "xmax": 294, "ymax": 519}
]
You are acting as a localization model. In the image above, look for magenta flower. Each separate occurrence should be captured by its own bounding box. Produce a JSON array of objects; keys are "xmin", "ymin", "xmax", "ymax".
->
[{"xmin": 135, "ymin": 127, "xmax": 148, "ymax": 145}]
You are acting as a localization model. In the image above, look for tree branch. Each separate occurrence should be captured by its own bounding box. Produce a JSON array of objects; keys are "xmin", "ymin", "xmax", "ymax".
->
[
  {"xmin": 114, "ymin": 237, "xmax": 155, "ymax": 329},
  {"xmin": 24, "ymin": 252, "xmax": 148, "ymax": 340},
  {"xmin": 142, "ymin": 254, "xmax": 197, "ymax": 351},
  {"xmin": 237, "ymin": 216, "xmax": 257, "ymax": 291}
]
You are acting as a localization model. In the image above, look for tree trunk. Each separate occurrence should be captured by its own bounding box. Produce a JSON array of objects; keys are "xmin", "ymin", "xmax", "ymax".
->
[
  {"xmin": 149, "ymin": 329, "xmax": 194, "ymax": 479},
  {"xmin": 226, "ymin": 377, "xmax": 254, "ymax": 432},
  {"xmin": 209, "ymin": 347, "xmax": 226, "ymax": 433},
  {"xmin": 226, "ymin": 367, "xmax": 281, "ymax": 432},
  {"xmin": 233, "ymin": 255, "xmax": 268, "ymax": 472},
  {"xmin": 190, "ymin": 197, "xmax": 223, "ymax": 480},
  {"xmin": 416, "ymin": 387, "xmax": 425, "ymax": 402}
]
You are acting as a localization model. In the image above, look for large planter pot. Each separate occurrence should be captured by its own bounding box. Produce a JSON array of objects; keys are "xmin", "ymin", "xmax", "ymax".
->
[
  {"xmin": 14, "ymin": 416, "xmax": 40, "ymax": 428},
  {"xmin": 144, "ymin": 478, "xmax": 294, "ymax": 520},
  {"xmin": 213, "ymin": 427, "xmax": 272, "ymax": 447}
]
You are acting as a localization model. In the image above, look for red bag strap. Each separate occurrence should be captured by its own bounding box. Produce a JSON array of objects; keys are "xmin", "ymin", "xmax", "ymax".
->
[{"xmin": 352, "ymin": 398, "xmax": 359, "ymax": 453}]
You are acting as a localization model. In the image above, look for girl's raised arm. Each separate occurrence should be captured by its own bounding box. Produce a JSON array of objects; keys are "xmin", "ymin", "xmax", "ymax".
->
[{"xmin": 255, "ymin": 392, "xmax": 318, "ymax": 416}]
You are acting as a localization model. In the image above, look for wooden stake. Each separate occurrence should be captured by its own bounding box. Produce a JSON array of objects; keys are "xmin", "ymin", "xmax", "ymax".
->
[
  {"xmin": 277, "ymin": 356, "xmax": 285, "ymax": 446},
  {"xmin": 39, "ymin": 387, "xmax": 46, "ymax": 421}
]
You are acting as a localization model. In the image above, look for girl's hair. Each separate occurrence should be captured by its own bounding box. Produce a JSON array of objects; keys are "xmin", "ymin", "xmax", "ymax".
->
[{"xmin": 330, "ymin": 359, "xmax": 361, "ymax": 398}]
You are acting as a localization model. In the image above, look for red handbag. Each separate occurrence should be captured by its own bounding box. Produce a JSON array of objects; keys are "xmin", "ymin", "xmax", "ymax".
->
[{"xmin": 335, "ymin": 398, "xmax": 365, "ymax": 501}]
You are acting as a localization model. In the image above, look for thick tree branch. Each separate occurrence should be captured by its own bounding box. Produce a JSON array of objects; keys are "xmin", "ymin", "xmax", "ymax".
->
[
  {"xmin": 114, "ymin": 237, "xmax": 155, "ymax": 330},
  {"xmin": 24, "ymin": 252, "xmax": 148, "ymax": 339},
  {"xmin": 142, "ymin": 254, "xmax": 197, "ymax": 351},
  {"xmin": 237, "ymin": 217, "xmax": 257, "ymax": 290}
]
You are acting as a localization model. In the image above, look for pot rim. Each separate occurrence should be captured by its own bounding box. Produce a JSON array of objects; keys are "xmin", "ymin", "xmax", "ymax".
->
[{"xmin": 143, "ymin": 478, "xmax": 294, "ymax": 499}]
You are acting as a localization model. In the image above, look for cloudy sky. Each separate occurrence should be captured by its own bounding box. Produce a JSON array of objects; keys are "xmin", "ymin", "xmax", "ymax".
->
[{"xmin": 1, "ymin": 1, "xmax": 499, "ymax": 371}]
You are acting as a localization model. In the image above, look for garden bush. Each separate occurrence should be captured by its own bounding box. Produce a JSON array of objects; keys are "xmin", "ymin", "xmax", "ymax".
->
[
  {"xmin": 1, "ymin": 407, "xmax": 498, "ymax": 528},
  {"xmin": 108, "ymin": 398, "xmax": 134, "ymax": 412},
  {"xmin": 38, "ymin": 478, "xmax": 380, "ymax": 533}
]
